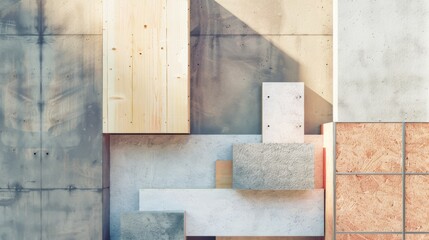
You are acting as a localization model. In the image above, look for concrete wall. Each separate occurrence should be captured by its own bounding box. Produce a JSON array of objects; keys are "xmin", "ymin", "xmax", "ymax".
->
[
  {"xmin": 336, "ymin": 0, "xmax": 429, "ymax": 122},
  {"xmin": 0, "ymin": 0, "xmax": 107, "ymax": 239}
]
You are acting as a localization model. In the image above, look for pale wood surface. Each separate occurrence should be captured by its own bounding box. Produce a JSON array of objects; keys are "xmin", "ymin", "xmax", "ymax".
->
[
  {"xmin": 216, "ymin": 160, "xmax": 232, "ymax": 189},
  {"xmin": 104, "ymin": 0, "xmax": 190, "ymax": 133},
  {"xmin": 322, "ymin": 123, "xmax": 334, "ymax": 240},
  {"xmin": 262, "ymin": 82, "xmax": 304, "ymax": 143}
]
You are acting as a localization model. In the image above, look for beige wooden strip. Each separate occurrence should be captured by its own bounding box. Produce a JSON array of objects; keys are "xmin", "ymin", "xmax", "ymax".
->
[
  {"xmin": 322, "ymin": 123, "xmax": 334, "ymax": 239},
  {"xmin": 216, "ymin": 160, "xmax": 232, "ymax": 189},
  {"xmin": 166, "ymin": 0, "xmax": 190, "ymax": 133},
  {"xmin": 102, "ymin": 0, "xmax": 109, "ymax": 132},
  {"xmin": 132, "ymin": 0, "xmax": 167, "ymax": 132}
]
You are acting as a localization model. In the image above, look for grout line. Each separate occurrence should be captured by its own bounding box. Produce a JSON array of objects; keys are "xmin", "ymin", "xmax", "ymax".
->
[
  {"xmin": 402, "ymin": 122, "xmax": 406, "ymax": 240},
  {"xmin": 333, "ymin": 123, "xmax": 337, "ymax": 240}
]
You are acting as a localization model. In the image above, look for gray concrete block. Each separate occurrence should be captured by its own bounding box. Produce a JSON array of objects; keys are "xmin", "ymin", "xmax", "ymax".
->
[
  {"xmin": 139, "ymin": 189, "xmax": 324, "ymax": 236},
  {"xmin": 337, "ymin": 0, "xmax": 429, "ymax": 122},
  {"xmin": 233, "ymin": 143, "xmax": 314, "ymax": 190},
  {"xmin": 110, "ymin": 135, "xmax": 261, "ymax": 240},
  {"xmin": 121, "ymin": 212, "xmax": 185, "ymax": 240}
]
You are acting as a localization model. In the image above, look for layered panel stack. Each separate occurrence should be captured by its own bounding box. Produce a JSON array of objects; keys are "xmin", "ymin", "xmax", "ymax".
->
[{"xmin": 324, "ymin": 123, "xmax": 429, "ymax": 239}]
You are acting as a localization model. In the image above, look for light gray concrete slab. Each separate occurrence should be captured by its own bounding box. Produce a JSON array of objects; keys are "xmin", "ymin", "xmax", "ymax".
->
[
  {"xmin": 121, "ymin": 212, "xmax": 185, "ymax": 240},
  {"xmin": 337, "ymin": 0, "xmax": 429, "ymax": 122},
  {"xmin": 110, "ymin": 135, "xmax": 261, "ymax": 240},
  {"xmin": 139, "ymin": 189, "xmax": 324, "ymax": 236},
  {"xmin": 233, "ymin": 143, "xmax": 314, "ymax": 190}
]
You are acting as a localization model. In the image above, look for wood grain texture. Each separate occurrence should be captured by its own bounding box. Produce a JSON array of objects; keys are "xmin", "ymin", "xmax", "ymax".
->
[
  {"xmin": 336, "ymin": 175, "xmax": 402, "ymax": 232},
  {"xmin": 406, "ymin": 175, "xmax": 429, "ymax": 232},
  {"xmin": 104, "ymin": 0, "xmax": 190, "ymax": 133},
  {"xmin": 41, "ymin": 36, "xmax": 103, "ymax": 188},
  {"xmin": 336, "ymin": 234, "xmax": 402, "ymax": 240},
  {"xmin": 216, "ymin": 160, "xmax": 232, "ymax": 189},
  {"xmin": 262, "ymin": 82, "xmax": 304, "ymax": 143},
  {"xmin": 166, "ymin": 0, "xmax": 190, "ymax": 133},
  {"xmin": 336, "ymin": 123, "xmax": 402, "ymax": 173},
  {"xmin": 322, "ymin": 123, "xmax": 334, "ymax": 239},
  {"xmin": 405, "ymin": 123, "xmax": 429, "ymax": 173}
]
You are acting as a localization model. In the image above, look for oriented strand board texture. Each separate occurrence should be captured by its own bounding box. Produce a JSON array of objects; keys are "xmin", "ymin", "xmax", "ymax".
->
[
  {"xmin": 104, "ymin": 0, "xmax": 190, "ymax": 133},
  {"xmin": 262, "ymin": 82, "xmax": 304, "ymax": 143},
  {"xmin": 190, "ymin": 0, "xmax": 332, "ymax": 135},
  {"xmin": 405, "ymin": 123, "xmax": 429, "ymax": 173},
  {"xmin": 336, "ymin": 175, "xmax": 402, "ymax": 232},
  {"xmin": 336, "ymin": 234, "xmax": 402, "ymax": 240},
  {"xmin": 233, "ymin": 143, "xmax": 314, "ymax": 190},
  {"xmin": 337, "ymin": 0, "xmax": 429, "ymax": 122},
  {"xmin": 110, "ymin": 135, "xmax": 261, "ymax": 240},
  {"xmin": 336, "ymin": 123, "xmax": 402, "ymax": 173},
  {"xmin": 322, "ymin": 123, "xmax": 334, "ymax": 239},
  {"xmin": 216, "ymin": 160, "xmax": 232, "ymax": 189},
  {"xmin": 406, "ymin": 235, "xmax": 429, "ymax": 240},
  {"xmin": 121, "ymin": 212, "xmax": 185, "ymax": 240},
  {"xmin": 406, "ymin": 175, "xmax": 429, "ymax": 232},
  {"xmin": 139, "ymin": 189, "xmax": 324, "ymax": 236}
]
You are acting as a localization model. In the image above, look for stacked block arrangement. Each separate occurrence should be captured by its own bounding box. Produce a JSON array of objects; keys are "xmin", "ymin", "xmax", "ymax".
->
[{"xmin": 324, "ymin": 123, "xmax": 429, "ymax": 239}]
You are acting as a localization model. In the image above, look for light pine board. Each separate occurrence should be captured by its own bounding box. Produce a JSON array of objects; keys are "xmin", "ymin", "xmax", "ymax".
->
[
  {"xmin": 139, "ymin": 189, "xmax": 324, "ymax": 236},
  {"xmin": 262, "ymin": 82, "xmax": 304, "ymax": 143},
  {"xmin": 104, "ymin": 0, "xmax": 189, "ymax": 133},
  {"xmin": 322, "ymin": 123, "xmax": 334, "ymax": 239},
  {"xmin": 216, "ymin": 160, "xmax": 232, "ymax": 189}
]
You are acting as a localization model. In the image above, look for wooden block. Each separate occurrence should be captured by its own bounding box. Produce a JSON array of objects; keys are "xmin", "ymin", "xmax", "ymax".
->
[
  {"xmin": 191, "ymin": 0, "xmax": 332, "ymax": 35},
  {"xmin": 121, "ymin": 212, "xmax": 185, "ymax": 240},
  {"xmin": 405, "ymin": 123, "xmax": 429, "ymax": 173},
  {"xmin": 406, "ymin": 175, "xmax": 429, "ymax": 232},
  {"xmin": 41, "ymin": 190, "xmax": 103, "ymax": 239},
  {"xmin": 233, "ymin": 143, "xmax": 314, "ymax": 190},
  {"xmin": 216, "ymin": 160, "xmax": 232, "ymax": 189},
  {"xmin": 336, "ymin": 123, "xmax": 402, "ymax": 173},
  {"xmin": 322, "ymin": 123, "xmax": 334, "ymax": 240},
  {"xmin": 336, "ymin": 234, "xmax": 402, "ymax": 240},
  {"xmin": 262, "ymin": 82, "xmax": 304, "ymax": 143},
  {"xmin": 336, "ymin": 175, "xmax": 402, "ymax": 232},
  {"xmin": 140, "ymin": 189, "xmax": 324, "ymax": 236},
  {"xmin": 104, "ymin": 0, "xmax": 190, "ymax": 133}
]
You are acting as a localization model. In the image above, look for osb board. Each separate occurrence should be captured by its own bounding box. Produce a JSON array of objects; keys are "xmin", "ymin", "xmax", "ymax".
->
[
  {"xmin": 262, "ymin": 82, "xmax": 304, "ymax": 143},
  {"xmin": 40, "ymin": 35, "xmax": 103, "ymax": 188},
  {"xmin": 336, "ymin": 234, "xmax": 402, "ymax": 240},
  {"xmin": 336, "ymin": 175, "xmax": 402, "ymax": 232},
  {"xmin": 190, "ymin": 0, "xmax": 332, "ymax": 35},
  {"xmin": 0, "ymin": 36, "xmax": 41, "ymax": 188},
  {"xmin": 104, "ymin": 0, "xmax": 190, "ymax": 133},
  {"xmin": 0, "ymin": 0, "xmax": 102, "ymax": 35},
  {"xmin": 216, "ymin": 160, "xmax": 232, "ymax": 189},
  {"xmin": 322, "ymin": 123, "xmax": 334, "ymax": 239},
  {"xmin": 406, "ymin": 235, "xmax": 429, "ymax": 240},
  {"xmin": 191, "ymin": 35, "xmax": 332, "ymax": 135},
  {"xmin": 406, "ymin": 175, "xmax": 429, "ymax": 232},
  {"xmin": 216, "ymin": 237, "xmax": 323, "ymax": 240},
  {"xmin": 41, "ymin": 189, "xmax": 103, "ymax": 239},
  {"xmin": 405, "ymin": 123, "xmax": 429, "ymax": 173},
  {"xmin": 336, "ymin": 123, "xmax": 402, "ymax": 173},
  {"xmin": 0, "ymin": 190, "xmax": 41, "ymax": 239},
  {"xmin": 215, "ymin": 135, "xmax": 324, "ymax": 189}
]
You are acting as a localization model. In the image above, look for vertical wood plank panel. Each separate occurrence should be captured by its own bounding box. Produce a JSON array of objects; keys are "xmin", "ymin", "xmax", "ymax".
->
[
  {"xmin": 167, "ymin": 0, "xmax": 190, "ymax": 133},
  {"xmin": 215, "ymin": 160, "xmax": 232, "ymax": 189}
]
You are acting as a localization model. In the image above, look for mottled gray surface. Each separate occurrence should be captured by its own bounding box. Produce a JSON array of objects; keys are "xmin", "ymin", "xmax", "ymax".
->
[
  {"xmin": 190, "ymin": 0, "xmax": 332, "ymax": 135},
  {"xmin": 121, "ymin": 212, "xmax": 185, "ymax": 240},
  {"xmin": 110, "ymin": 135, "xmax": 261, "ymax": 240},
  {"xmin": 139, "ymin": 189, "xmax": 324, "ymax": 236},
  {"xmin": 337, "ymin": 0, "xmax": 429, "ymax": 122},
  {"xmin": 233, "ymin": 144, "xmax": 314, "ymax": 190}
]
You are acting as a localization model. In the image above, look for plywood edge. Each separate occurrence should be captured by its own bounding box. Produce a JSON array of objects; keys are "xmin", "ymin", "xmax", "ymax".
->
[
  {"xmin": 216, "ymin": 160, "xmax": 233, "ymax": 189},
  {"xmin": 322, "ymin": 122, "xmax": 334, "ymax": 239}
]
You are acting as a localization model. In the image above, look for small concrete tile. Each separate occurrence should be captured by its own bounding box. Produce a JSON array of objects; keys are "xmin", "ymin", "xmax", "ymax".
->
[
  {"xmin": 121, "ymin": 212, "xmax": 185, "ymax": 240},
  {"xmin": 233, "ymin": 143, "xmax": 314, "ymax": 190},
  {"xmin": 336, "ymin": 175, "xmax": 402, "ymax": 232},
  {"xmin": 336, "ymin": 123, "xmax": 402, "ymax": 173},
  {"xmin": 406, "ymin": 175, "xmax": 429, "ymax": 232},
  {"xmin": 405, "ymin": 123, "xmax": 429, "ymax": 173}
]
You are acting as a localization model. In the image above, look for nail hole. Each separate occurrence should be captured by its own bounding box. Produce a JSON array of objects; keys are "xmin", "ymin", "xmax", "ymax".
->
[
  {"xmin": 267, "ymin": 96, "xmax": 270, "ymax": 98},
  {"xmin": 267, "ymin": 125, "xmax": 270, "ymax": 128},
  {"xmin": 33, "ymin": 152, "xmax": 36, "ymax": 156}
]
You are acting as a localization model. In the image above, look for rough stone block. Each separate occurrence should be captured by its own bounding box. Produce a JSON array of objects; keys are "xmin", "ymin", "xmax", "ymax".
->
[
  {"xmin": 262, "ymin": 82, "xmax": 304, "ymax": 143},
  {"xmin": 139, "ymin": 189, "xmax": 324, "ymax": 237},
  {"xmin": 121, "ymin": 212, "xmax": 185, "ymax": 240},
  {"xmin": 233, "ymin": 143, "xmax": 314, "ymax": 190}
]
